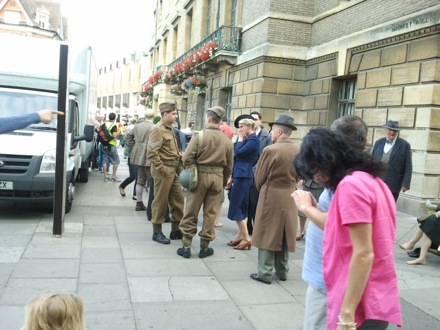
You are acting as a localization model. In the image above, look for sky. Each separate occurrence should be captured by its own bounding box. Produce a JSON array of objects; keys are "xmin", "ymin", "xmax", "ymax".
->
[{"xmin": 61, "ymin": 0, "xmax": 155, "ymax": 66}]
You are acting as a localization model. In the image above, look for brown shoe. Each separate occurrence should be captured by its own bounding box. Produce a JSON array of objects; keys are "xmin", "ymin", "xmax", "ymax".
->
[
  {"xmin": 135, "ymin": 202, "xmax": 147, "ymax": 211},
  {"xmin": 119, "ymin": 186, "xmax": 126, "ymax": 197}
]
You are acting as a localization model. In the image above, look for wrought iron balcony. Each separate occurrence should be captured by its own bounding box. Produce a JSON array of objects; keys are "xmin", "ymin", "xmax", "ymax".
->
[{"xmin": 156, "ymin": 25, "xmax": 242, "ymax": 76}]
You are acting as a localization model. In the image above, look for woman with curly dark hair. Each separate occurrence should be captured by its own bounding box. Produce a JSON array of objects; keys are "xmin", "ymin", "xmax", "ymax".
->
[{"xmin": 292, "ymin": 128, "xmax": 402, "ymax": 330}]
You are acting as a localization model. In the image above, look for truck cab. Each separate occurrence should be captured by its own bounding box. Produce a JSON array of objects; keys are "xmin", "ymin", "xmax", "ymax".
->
[{"xmin": 0, "ymin": 35, "xmax": 96, "ymax": 213}]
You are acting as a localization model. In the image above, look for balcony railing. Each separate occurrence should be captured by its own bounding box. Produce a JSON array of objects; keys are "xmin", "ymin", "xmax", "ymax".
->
[{"xmin": 156, "ymin": 25, "xmax": 242, "ymax": 74}]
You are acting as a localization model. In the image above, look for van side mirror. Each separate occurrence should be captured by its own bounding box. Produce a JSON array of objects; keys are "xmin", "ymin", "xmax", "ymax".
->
[{"xmin": 73, "ymin": 124, "xmax": 94, "ymax": 142}]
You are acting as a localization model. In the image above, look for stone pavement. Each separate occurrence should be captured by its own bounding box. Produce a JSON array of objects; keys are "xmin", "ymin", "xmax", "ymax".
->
[{"xmin": 1, "ymin": 153, "xmax": 440, "ymax": 329}]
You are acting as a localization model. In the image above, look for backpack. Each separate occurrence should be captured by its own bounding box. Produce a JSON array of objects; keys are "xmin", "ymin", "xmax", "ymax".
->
[{"xmin": 96, "ymin": 122, "xmax": 114, "ymax": 145}]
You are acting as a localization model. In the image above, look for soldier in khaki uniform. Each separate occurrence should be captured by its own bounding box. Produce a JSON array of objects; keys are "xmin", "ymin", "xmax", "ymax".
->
[
  {"xmin": 147, "ymin": 102, "xmax": 184, "ymax": 244},
  {"xmin": 177, "ymin": 106, "xmax": 233, "ymax": 258}
]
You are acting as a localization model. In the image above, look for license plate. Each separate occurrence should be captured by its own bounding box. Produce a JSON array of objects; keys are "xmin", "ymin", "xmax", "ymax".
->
[{"xmin": 0, "ymin": 181, "xmax": 13, "ymax": 190}]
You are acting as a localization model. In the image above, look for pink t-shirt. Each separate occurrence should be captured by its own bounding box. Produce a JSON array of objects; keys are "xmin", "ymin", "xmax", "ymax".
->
[{"xmin": 323, "ymin": 171, "xmax": 402, "ymax": 330}]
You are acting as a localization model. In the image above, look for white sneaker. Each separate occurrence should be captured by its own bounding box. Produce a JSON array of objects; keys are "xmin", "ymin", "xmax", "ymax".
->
[
  {"xmin": 111, "ymin": 176, "xmax": 121, "ymax": 182},
  {"xmin": 104, "ymin": 176, "xmax": 111, "ymax": 182}
]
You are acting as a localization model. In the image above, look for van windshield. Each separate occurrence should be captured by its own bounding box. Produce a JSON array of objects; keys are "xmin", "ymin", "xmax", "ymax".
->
[{"xmin": 0, "ymin": 88, "xmax": 58, "ymax": 129}]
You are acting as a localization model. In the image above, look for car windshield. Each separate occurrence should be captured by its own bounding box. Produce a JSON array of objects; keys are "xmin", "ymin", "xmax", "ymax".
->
[{"xmin": 0, "ymin": 88, "xmax": 58, "ymax": 130}]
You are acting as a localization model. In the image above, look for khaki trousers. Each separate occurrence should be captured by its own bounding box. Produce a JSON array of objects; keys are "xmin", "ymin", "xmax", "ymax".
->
[
  {"xmin": 179, "ymin": 172, "xmax": 223, "ymax": 241},
  {"xmin": 151, "ymin": 165, "xmax": 184, "ymax": 226}
]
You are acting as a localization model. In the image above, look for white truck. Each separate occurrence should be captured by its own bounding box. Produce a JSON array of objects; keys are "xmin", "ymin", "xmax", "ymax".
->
[{"xmin": 0, "ymin": 35, "xmax": 97, "ymax": 213}]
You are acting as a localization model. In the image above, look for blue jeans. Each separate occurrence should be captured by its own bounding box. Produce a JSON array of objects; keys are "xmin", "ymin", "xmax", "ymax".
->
[{"xmin": 97, "ymin": 144, "xmax": 109, "ymax": 171}]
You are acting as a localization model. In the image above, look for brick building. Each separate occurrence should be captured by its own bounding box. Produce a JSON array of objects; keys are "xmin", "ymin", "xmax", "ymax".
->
[{"xmin": 143, "ymin": 0, "xmax": 440, "ymax": 215}]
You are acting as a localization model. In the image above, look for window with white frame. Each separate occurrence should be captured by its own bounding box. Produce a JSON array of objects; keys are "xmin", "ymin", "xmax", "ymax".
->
[{"xmin": 4, "ymin": 10, "xmax": 20, "ymax": 24}]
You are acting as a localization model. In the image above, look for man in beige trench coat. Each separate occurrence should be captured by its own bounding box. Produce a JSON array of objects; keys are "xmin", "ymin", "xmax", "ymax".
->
[
  {"xmin": 250, "ymin": 114, "xmax": 300, "ymax": 284},
  {"xmin": 125, "ymin": 108, "xmax": 155, "ymax": 211}
]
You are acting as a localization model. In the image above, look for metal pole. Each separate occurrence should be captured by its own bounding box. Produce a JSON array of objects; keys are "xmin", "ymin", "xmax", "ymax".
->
[{"xmin": 53, "ymin": 44, "xmax": 69, "ymax": 236}]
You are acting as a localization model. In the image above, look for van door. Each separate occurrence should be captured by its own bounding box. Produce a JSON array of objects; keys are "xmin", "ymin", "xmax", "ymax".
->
[{"xmin": 67, "ymin": 99, "xmax": 82, "ymax": 181}]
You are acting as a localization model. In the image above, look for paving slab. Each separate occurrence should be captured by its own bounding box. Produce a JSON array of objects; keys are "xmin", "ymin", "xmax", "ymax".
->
[
  {"xmin": 78, "ymin": 283, "xmax": 132, "ymax": 312},
  {"xmin": 79, "ymin": 263, "xmax": 127, "ymax": 284},
  {"xmin": 125, "ymin": 258, "xmax": 213, "ymax": 277},
  {"xmin": 133, "ymin": 301, "xmax": 254, "ymax": 330},
  {"xmin": 22, "ymin": 243, "xmax": 81, "ymax": 259},
  {"xmin": 0, "ymin": 156, "xmax": 439, "ymax": 329},
  {"xmin": 0, "ymin": 278, "xmax": 77, "ymax": 305},
  {"xmin": 81, "ymin": 247, "xmax": 123, "ymax": 263},
  {"xmin": 85, "ymin": 309, "xmax": 136, "ymax": 330},
  {"xmin": 0, "ymin": 234, "xmax": 32, "ymax": 247},
  {"xmin": 0, "ymin": 246, "xmax": 25, "ymax": 263},
  {"xmin": 241, "ymin": 302, "xmax": 305, "ymax": 330},
  {"xmin": 0, "ymin": 306, "xmax": 26, "ymax": 330}
]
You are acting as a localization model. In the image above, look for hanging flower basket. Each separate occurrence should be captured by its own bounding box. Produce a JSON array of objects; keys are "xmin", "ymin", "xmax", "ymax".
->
[
  {"xmin": 169, "ymin": 83, "xmax": 187, "ymax": 95},
  {"xmin": 140, "ymin": 40, "xmax": 218, "ymax": 93},
  {"xmin": 182, "ymin": 75, "xmax": 208, "ymax": 95}
]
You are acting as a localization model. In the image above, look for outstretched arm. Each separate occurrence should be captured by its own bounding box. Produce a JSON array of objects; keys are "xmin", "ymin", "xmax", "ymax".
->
[{"xmin": 0, "ymin": 110, "xmax": 63, "ymax": 134}]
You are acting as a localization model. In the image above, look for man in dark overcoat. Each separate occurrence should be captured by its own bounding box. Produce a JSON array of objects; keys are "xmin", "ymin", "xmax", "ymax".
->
[{"xmin": 372, "ymin": 120, "xmax": 412, "ymax": 201}]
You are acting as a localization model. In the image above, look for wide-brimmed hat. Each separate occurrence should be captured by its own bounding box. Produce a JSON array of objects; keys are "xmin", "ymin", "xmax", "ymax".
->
[
  {"xmin": 268, "ymin": 114, "xmax": 297, "ymax": 131},
  {"xmin": 382, "ymin": 120, "xmax": 400, "ymax": 131},
  {"xmin": 234, "ymin": 114, "xmax": 254, "ymax": 128}
]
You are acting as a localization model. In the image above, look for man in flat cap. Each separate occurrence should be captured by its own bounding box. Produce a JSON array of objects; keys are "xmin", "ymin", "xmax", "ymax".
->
[
  {"xmin": 250, "ymin": 113, "xmax": 300, "ymax": 284},
  {"xmin": 147, "ymin": 101, "xmax": 184, "ymax": 244},
  {"xmin": 372, "ymin": 120, "xmax": 412, "ymax": 201},
  {"xmin": 177, "ymin": 106, "xmax": 233, "ymax": 258},
  {"xmin": 125, "ymin": 108, "xmax": 155, "ymax": 211}
]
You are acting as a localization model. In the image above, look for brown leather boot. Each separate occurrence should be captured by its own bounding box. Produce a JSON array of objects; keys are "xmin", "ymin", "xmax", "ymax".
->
[{"xmin": 135, "ymin": 202, "xmax": 147, "ymax": 211}]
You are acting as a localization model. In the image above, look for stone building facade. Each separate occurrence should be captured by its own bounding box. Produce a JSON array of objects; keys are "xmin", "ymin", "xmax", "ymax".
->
[
  {"xmin": 143, "ymin": 0, "xmax": 440, "ymax": 214},
  {"xmin": 96, "ymin": 53, "xmax": 147, "ymax": 121}
]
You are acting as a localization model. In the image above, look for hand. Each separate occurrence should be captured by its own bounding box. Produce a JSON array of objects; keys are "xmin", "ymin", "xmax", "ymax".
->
[
  {"xmin": 37, "ymin": 109, "xmax": 63, "ymax": 124},
  {"xmin": 401, "ymin": 186, "xmax": 409, "ymax": 193},
  {"xmin": 226, "ymin": 177, "xmax": 233, "ymax": 189},
  {"xmin": 336, "ymin": 313, "xmax": 356, "ymax": 330},
  {"xmin": 291, "ymin": 190, "xmax": 315, "ymax": 213},
  {"xmin": 159, "ymin": 166, "xmax": 169, "ymax": 177},
  {"xmin": 435, "ymin": 211, "xmax": 440, "ymax": 218}
]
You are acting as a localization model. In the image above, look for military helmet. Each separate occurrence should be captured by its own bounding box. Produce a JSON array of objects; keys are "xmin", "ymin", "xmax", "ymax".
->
[
  {"xmin": 178, "ymin": 165, "xmax": 198, "ymax": 191},
  {"xmin": 179, "ymin": 168, "xmax": 191, "ymax": 189}
]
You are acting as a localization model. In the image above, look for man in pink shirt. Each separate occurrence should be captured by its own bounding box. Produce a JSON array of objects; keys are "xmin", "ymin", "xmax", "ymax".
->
[{"xmin": 219, "ymin": 116, "xmax": 233, "ymax": 139}]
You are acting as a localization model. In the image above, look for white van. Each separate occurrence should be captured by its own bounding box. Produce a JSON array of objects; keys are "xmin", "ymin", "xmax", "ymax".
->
[{"xmin": 0, "ymin": 35, "xmax": 97, "ymax": 213}]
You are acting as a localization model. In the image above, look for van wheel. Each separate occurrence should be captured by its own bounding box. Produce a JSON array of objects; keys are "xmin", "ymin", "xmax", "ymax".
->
[
  {"xmin": 77, "ymin": 168, "xmax": 89, "ymax": 183},
  {"xmin": 65, "ymin": 180, "xmax": 74, "ymax": 213}
]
